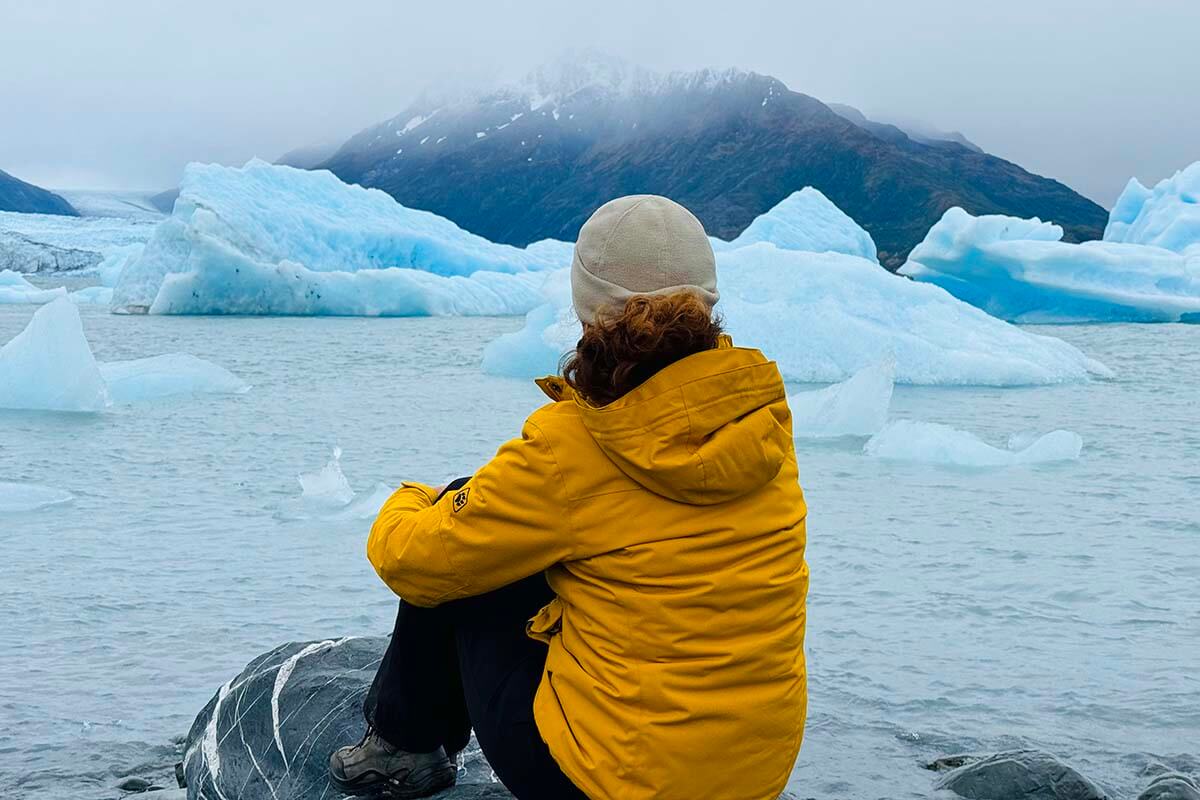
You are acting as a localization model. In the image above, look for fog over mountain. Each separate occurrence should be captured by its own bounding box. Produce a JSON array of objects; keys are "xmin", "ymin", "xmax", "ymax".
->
[
  {"xmin": 1, "ymin": 0, "xmax": 1197, "ymax": 206},
  {"xmin": 313, "ymin": 54, "xmax": 1106, "ymax": 267}
]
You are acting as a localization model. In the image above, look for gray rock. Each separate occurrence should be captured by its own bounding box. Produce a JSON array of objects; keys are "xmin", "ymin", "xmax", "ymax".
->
[
  {"xmin": 117, "ymin": 777, "xmax": 160, "ymax": 793},
  {"xmin": 935, "ymin": 749, "xmax": 1109, "ymax": 800},
  {"xmin": 183, "ymin": 636, "xmax": 799, "ymax": 800},
  {"xmin": 181, "ymin": 636, "xmax": 513, "ymax": 799},
  {"xmin": 1138, "ymin": 774, "xmax": 1200, "ymax": 800}
]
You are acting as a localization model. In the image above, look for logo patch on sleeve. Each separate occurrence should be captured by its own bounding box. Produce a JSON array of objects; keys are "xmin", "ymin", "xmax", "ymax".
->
[{"xmin": 452, "ymin": 487, "xmax": 470, "ymax": 513}]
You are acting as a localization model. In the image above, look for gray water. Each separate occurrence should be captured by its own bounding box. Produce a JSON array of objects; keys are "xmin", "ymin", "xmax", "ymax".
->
[{"xmin": 0, "ymin": 305, "xmax": 1197, "ymax": 799}]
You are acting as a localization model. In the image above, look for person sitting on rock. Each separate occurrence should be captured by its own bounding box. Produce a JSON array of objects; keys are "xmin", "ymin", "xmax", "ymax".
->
[{"xmin": 329, "ymin": 195, "xmax": 810, "ymax": 800}]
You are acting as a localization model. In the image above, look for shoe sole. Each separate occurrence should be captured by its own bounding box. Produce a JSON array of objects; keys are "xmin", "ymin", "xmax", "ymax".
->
[{"xmin": 329, "ymin": 761, "xmax": 457, "ymax": 799}]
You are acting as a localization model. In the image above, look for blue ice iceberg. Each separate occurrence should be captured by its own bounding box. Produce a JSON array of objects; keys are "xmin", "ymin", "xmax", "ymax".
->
[
  {"xmin": 1104, "ymin": 162, "xmax": 1200, "ymax": 254},
  {"xmin": 864, "ymin": 420, "xmax": 1083, "ymax": 466},
  {"xmin": 903, "ymin": 162, "xmax": 1200, "ymax": 323},
  {"xmin": 715, "ymin": 187, "xmax": 878, "ymax": 261},
  {"xmin": 0, "ymin": 297, "xmax": 248, "ymax": 412},
  {"xmin": 0, "ymin": 297, "xmax": 110, "ymax": 411},
  {"xmin": 112, "ymin": 160, "xmax": 573, "ymax": 315},
  {"xmin": 484, "ymin": 245, "xmax": 1109, "ymax": 386}
]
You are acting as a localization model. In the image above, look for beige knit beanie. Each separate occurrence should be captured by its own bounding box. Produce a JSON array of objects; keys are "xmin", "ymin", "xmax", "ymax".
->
[{"xmin": 571, "ymin": 195, "xmax": 719, "ymax": 324}]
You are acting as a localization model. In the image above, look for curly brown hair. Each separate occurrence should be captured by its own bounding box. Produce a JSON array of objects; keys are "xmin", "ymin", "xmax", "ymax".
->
[{"xmin": 561, "ymin": 292, "xmax": 724, "ymax": 407}]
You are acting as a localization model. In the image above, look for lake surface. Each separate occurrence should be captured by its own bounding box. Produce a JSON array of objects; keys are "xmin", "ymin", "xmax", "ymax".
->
[{"xmin": 1, "ymin": 305, "xmax": 1197, "ymax": 799}]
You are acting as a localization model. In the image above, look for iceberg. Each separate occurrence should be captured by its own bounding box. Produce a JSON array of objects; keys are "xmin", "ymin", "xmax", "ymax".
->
[
  {"xmin": 788, "ymin": 361, "xmax": 894, "ymax": 437},
  {"xmin": 113, "ymin": 160, "xmax": 573, "ymax": 315},
  {"xmin": 0, "ymin": 482, "xmax": 74, "ymax": 513},
  {"xmin": 903, "ymin": 162, "xmax": 1200, "ymax": 323},
  {"xmin": 1103, "ymin": 162, "xmax": 1200, "ymax": 254},
  {"xmin": 0, "ymin": 296, "xmax": 248, "ymax": 412},
  {"xmin": 0, "ymin": 297, "xmax": 110, "ymax": 411},
  {"xmin": 485, "ymin": 244, "xmax": 1108, "ymax": 386},
  {"xmin": 864, "ymin": 420, "xmax": 1083, "ymax": 466},
  {"xmin": 715, "ymin": 187, "xmax": 878, "ymax": 261}
]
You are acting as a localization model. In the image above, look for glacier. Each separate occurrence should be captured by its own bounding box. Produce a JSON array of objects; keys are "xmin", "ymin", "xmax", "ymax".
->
[
  {"xmin": 484, "ymin": 244, "xmax": 1109, "ymax": 385},
  {"xmin": 112, "ymin": 160, "xmax": 573, "ymax": 315},
  {"xmin": 864, "ymin": 420, "xmax": 1083, "ymax": 466},
  {"xmin": 0, "ymin": 209, "xmax": 157, "ymax": 274},
  {"xmin": 902, "ymin": 162, "xmax": 1200, "ymax": 323},
  {"xmin": 788, "ymin": 361, "xmax": 894, "ymax": 437},
  {"xmin": 0, "ymin": 297, "xmax": 248, "ymax": 412},
  {"xmin": 0, "ymin": 482, "xmax": 74, "ymax": 513}
]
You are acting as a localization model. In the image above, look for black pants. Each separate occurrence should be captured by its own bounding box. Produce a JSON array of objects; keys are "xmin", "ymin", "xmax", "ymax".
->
[{"xmin": 364, "ymin": 480, "xmax": 587, "ymax": 800}]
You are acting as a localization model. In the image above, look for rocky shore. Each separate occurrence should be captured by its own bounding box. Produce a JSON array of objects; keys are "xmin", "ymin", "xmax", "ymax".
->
[{"xmin": 113, "ymin": 637, "xmax": 1197, "ymax": 800}]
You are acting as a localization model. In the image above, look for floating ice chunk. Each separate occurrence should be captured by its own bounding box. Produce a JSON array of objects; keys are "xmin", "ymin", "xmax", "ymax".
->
[
  {"xmin": 718, "ymin": 187, "xmax": 878, "ymax": 261},
  {"xmin": 0, "ymin": 482, "xmax": 74, "ymax": 512},
  {"xmin": 298, "ymin": 447, "xmax": 355, "ymax": 507},
  {"xmin": 1103, "ymin": 162, "xmax": 1200, "ymax": 254},
  {"xmin": 0, "ymin": 297, "xmax": 110, "ymax": 411},
  {"xmin": 69, "ymin": 286, "xmax": 114, "ymax": 305},
  {"xmin": 99, "ymin": 354, "xmax": 250, "ymax": 403},
  {"xmin": 864, "ymin": 420, "xmax": 1083, "ymax": 466},
  {"xmin": 0, "ymin": 270, "xmax": 67, "ymax": 304},
  {"xmin": 113, "ymin": 160, "xmax": 570, "ymax": 315},
  {"xmin": 280, "ymin": 449, "xmax": 391, "ymax": 520},
  {"xmin": 904, "ymin": 203, "xmax": 1200, "ymax": 323},
  {"xmin": 788, "ymin": 361, "xmax": 894, "ymax": 437}
]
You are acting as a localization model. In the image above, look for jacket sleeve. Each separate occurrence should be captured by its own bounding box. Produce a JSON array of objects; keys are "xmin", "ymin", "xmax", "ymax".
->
[{"xmin": 366, "ymin": 418, "xmax": 575, "ymax": 607}]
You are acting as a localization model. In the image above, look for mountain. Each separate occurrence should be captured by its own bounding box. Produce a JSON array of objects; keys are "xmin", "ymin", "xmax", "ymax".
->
[
  {"xmin": 0, "ymin": 169, "xmax": 78, "ymax": 216},
  {"xmin": 318, "ymin": 53, "xmax": 1107, "ymax": 268}
]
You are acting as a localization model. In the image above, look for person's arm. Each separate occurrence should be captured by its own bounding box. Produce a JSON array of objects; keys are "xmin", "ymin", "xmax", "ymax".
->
[{"xmin": 367, "ymin": 418, "xmax": 574, "ymax": 607}]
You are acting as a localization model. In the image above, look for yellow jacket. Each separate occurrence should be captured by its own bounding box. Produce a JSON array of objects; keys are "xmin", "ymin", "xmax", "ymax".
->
[{"xmin": 368, "ymin": 343, "xmax": 808, "ymax": 800}]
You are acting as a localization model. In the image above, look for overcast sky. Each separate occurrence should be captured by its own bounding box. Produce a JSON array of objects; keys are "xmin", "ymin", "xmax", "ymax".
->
[{"xmin": 2, "ymin": 0, "xmax": 1197, "ymax": 206}]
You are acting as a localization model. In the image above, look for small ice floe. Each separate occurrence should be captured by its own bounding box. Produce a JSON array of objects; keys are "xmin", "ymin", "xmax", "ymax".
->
[
  {"xmin": 0, "ymin": 270, "xmax": 67, "ymax": 304},
  {"xmin": 0, "ymin": 481, "xmax": 74, "ymax": 513},
  {"xmin": 279, "ymin": 448, "xmax": 392, "ymax": 521},
  {"xmin": 789, "ymin": 360, "xmax": 894, "ymax": 438},
  {"xmin": 99, "ymin": 354, "xmax": 249, "ymax": 404},
  {"xmin": 0, "ymin": 297, "xmax": 249, "ymax": 412},
  {"xmin": 864, "ymin": 420, "xmax": 1083, "ymax": 466}
]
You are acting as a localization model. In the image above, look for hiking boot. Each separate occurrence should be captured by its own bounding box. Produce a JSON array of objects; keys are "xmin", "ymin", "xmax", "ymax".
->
[{"xmin": 328, "ymin": 727, "xmax": 456, "ymax": 798}]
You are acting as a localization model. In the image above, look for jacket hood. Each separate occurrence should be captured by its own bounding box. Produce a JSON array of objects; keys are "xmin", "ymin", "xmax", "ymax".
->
[{"xmin": 540, "ymin": 343, "xmax": 792, "ymax": 505}]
